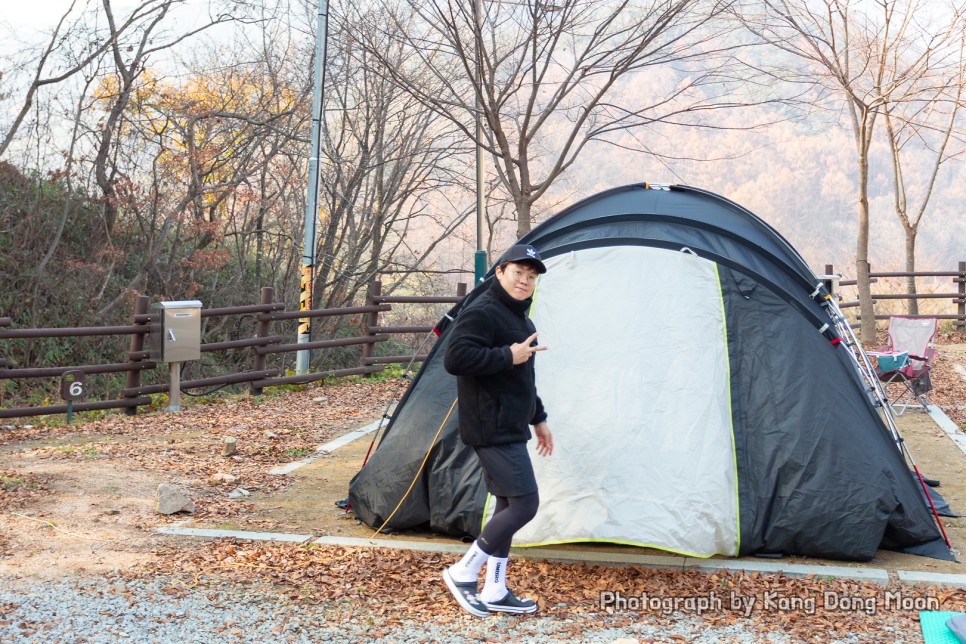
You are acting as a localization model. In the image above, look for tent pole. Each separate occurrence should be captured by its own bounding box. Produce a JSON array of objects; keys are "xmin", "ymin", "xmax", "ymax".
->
[
  {"xmin": 825, "ymin": 296, "xmax": 904, "ymax": 446},
  {"xmin": 824, "ymin": 294, "xmax": 951, "ymax": 547}
]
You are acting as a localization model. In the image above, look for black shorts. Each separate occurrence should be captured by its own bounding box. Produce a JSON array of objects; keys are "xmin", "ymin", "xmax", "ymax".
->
[{"xmin": 473, "ymin": 442, "xmax": 537, "ymax": 498}]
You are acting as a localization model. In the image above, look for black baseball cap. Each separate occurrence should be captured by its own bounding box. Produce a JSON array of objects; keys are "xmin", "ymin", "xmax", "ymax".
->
[{"xmin": 500, "ymin": 244, "xmax": 547, "ymax": 274}]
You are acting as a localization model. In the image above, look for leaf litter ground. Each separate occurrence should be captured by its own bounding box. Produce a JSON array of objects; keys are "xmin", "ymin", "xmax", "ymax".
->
[{"xmin": 0, "ymin": 342, "xmax": 965, "ymax": 641}]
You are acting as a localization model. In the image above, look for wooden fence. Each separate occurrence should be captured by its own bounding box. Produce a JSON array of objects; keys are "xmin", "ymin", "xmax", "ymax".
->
[
  {"xmin": 4, "ymin": 261, "xmax": 962, "ymax": 421},
  {"xmin": 0, "ymin": 280, "xmax": 467, "ymax": 420},
  {"xmin": 826, "ymin": 262, "xmax": 966, "ymax": 330}
]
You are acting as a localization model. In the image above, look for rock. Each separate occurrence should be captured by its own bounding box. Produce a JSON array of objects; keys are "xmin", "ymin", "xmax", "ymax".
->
[
  {"xmin": 222, "ymin": 437, "xmax": 237, "ymax": 456},
  {"xmin": 313, "ymin": 396, "xmax": 328, "ymax": 403},
  {"xmin": 227, "ymin": 487, "xmax": 250, "ymax": 499},
  {"xmin": 264, "ymin": 431, "xmax": 277, "ymax": 439},
  {"xmin": 156, "ymin": 484, "xmax": 195, "ymax": 515},
  {"xmin": 209, "ymin": 472, "xmax": 237, "ymax": 485}
]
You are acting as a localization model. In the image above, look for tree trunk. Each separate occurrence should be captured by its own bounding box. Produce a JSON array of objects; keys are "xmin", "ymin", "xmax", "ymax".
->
[
  {"xmin": 255, "ymin": 204, "xmax": 265, "ymax": 288},
  {"xmin": 905, "ymin": 227, "xmax": 918, "ymax": 316},
  {"xmin": 856, "ymin": 153, "xmax": 876, "ymax": 343},
  {"xmin": 515, "ymin": 197, "xmax": 531, "ymax": 239}
]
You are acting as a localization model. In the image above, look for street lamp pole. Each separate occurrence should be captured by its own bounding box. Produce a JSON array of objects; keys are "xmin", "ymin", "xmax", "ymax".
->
[
  {"xmin": 473, "ymin": 0, "xmax": 487, "ymax": 285},
  {"xmin": 297, "ymin": 0, "xmax": 329, "ymax": 374}
]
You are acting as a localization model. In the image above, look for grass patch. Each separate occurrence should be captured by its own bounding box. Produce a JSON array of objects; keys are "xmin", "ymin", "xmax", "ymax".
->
[
  {"xmin": 56, "ymin": 445, "xmax": 101, "ymax": 457},
  {"xmin": 1, "ymin": 475, "xmax": 24, "ymax": 491}
]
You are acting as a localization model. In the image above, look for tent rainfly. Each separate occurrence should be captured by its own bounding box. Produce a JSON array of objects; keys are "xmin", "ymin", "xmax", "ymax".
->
[{"xmin": 348, "ymin": 183, "xmax": 950, "ymax": 561}]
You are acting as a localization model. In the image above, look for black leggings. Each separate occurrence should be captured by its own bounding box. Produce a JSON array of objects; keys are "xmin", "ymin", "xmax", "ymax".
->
[{"xmin": 477, "ymin": 491, "xmax": 539, "ymax": 558}]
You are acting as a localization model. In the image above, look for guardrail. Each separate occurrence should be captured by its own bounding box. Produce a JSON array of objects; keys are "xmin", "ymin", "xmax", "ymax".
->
[
  {"xmin": 0, "ymin": 279, "xmax": 468, "ymax": 420},
  {"xmin": 826, "ymin": 262, "xmax": 965, "ymax": 331},
  {"xmin": 361, "ymin": 280, "xmax": 468, "ymax": 368}
]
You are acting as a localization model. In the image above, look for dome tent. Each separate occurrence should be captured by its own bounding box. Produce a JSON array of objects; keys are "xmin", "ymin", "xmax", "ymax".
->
[{"xmin": 348, "ymin": 183, "xmax": 949, "ymax": 561}]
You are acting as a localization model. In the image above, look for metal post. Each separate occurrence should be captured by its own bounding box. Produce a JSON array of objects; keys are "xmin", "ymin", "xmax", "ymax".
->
[
  {"xmin": 167, "ymin": 362, "xmax": 181, "ymax": 412},
  {"xmin": 823, "ymin": 264, "xmax": 837, "ymax": 299},
  {"xmin": 297, "ymin": 0, "xmax": 330, "ymax": 374},
  {"xmin": 473, "ymin": 0, "xmax": 487, "ymax": 285},
  {"xmin": 958, "ymin": 261, "xmax": 966, "ymax": 334}
]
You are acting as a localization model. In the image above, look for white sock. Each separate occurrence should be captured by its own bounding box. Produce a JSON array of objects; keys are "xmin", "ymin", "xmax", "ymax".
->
[
  {"xmin": 448, "ymin": 541, "xmax": 488, "ymax": 583},
  {"xmin": 479, "ymin": 556, "xmax": 509, "ymax": 603}
]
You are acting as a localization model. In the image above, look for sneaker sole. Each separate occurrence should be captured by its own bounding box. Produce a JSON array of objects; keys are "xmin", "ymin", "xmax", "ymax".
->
[
  {"xmin": 442, "ymin": 569, "xmax": 489, "ymax": 618},
  {"xmin": 484, "ymin": 602, "xmax": 537, "ymax": 614}
]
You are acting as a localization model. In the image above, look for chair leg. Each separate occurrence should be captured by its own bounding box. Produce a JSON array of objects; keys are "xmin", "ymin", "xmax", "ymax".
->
[
  {"xmin": 913, "ymin": 389, "xmax": 931, "ymax": 412},
  {"xmin": 890, "ymin": 388, "xmax": 910, "ymax": 416},
  {"xmin": 891, "ymin": 381, "xmax": 930, "ymax": 414}
]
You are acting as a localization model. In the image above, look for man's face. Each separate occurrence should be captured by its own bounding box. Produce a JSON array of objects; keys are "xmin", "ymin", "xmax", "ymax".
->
[{"xmin": 496, "ymin": 262, "xmax": 540, "ymax": 300}]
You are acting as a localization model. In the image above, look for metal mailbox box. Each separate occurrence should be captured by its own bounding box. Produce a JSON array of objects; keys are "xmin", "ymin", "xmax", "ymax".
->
[{"xmin": 149, "ymin": 300, "xmax": 202, "ymax": 363}]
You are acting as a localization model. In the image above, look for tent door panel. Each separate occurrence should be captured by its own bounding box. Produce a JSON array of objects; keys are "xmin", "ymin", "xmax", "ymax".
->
[{"xmin": 516, "ymin": 245, "xmax": 739, "ymax": 557}]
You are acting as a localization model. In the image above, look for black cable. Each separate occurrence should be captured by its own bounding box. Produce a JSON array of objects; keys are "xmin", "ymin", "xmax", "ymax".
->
[{"xmin": 178, "ymin": 362, "xmax": 233, "ymax": 397}]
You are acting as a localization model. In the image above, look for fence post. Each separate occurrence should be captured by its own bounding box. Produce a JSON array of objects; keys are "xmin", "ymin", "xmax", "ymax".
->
[
  {"xmin": 0, "ymin": 317, "xmax": 10, "ymax": 377},
  {"xmin": 123, "ymin": 295, "xmax": 150, "ymax": 416},
  {"xmin": 362, "ymin": 280, "xmax": 382, "ymax": 370},
  {"xmin": 958, "ymin": 261, "xmax": 966, "ymax": 335},
  {"xmin": 251, "ymin": 287, "xmax": 274, "ymax": 396}
]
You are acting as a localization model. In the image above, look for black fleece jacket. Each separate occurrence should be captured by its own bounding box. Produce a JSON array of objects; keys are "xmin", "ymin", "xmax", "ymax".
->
[{"xmin": 443, "ymin": 278, "xmax": 548, "ymax": 446}]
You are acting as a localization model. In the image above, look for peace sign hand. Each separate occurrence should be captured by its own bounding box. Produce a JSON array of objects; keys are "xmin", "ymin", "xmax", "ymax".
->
[{"xmin": 510, "ymin": 332, "xmax": 547, "ymax": 365}]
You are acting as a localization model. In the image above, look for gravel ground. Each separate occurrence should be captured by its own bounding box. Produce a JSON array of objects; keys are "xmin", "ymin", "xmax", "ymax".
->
[{"xmin": 0, "ymin": 574, "xmax": 920, "ymax": 643}]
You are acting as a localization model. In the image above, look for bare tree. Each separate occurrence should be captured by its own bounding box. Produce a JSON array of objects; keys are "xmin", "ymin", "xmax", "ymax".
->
[
  {"xmin": 313, "ymin": 5, "xmax": 471, "ymax": 313},
  {"xmin": 358, "ymin": 0, "xmax": 742, "ymax": 242},
  {"xmin": 90, "ymin": 0, "xmax": 240, "ymax": 242},
  {"xmin": 0, "ymin": 0, "xmax": 236, "ymax": 159},
  {"xmin": 28, "ymin": 70, "xmax": 100, "ymax": 328},
  {"xmin": 882, "ymin": 21, "xmax": 966, "ymax": 314},
  {"xmin": 1, "ymin": 0, "xmax": 107, "ymax": 158},
  {"xmin": 737, "ymin": 0, "xmax": 966, "ymax": 340}
]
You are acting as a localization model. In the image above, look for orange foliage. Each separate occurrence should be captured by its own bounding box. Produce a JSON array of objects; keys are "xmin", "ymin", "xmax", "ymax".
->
[{"xmin": 94, "ymin": 65, "xmax": 300, "ymax": 222}]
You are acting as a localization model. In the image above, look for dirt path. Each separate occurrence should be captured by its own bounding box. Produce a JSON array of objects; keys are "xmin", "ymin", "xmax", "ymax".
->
[{"xmin": 0, "ymin": 379, "xmax": 402, "ymax": 578}]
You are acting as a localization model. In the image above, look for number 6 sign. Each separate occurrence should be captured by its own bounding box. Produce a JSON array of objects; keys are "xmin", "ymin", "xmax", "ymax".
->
[{"xmin": 61, "ymin": 370, "xmax": 86, "ymax": 401}]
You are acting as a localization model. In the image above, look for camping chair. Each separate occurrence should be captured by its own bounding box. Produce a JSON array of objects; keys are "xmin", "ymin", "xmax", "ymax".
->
[{"xmin": 874, "ymin": 317, "xmax": 938, "ymax": 416}]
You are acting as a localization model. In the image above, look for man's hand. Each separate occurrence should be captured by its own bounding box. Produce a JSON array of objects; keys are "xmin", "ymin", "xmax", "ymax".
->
[
  {"xmin": 510, "ymin": 332, "xmax": 547, "ymax": 365},
  {"xmin": 533, "ymin": 422, "xmax": 553, "ymax": 457}
]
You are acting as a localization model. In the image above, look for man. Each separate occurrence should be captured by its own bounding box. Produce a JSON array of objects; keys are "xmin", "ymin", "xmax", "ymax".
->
[{"xmin": 441, "ymin": 244, "xmax": 553, "ymax": 617}]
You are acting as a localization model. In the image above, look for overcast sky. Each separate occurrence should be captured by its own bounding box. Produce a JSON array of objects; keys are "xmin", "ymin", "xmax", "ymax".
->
[
  {"xmin": 3, "ymin": 0, "xmax": 144, "ymax": 42},
  {"xmin": 5, "ymin": 0, "xmax": 83, "ymax": 30}
]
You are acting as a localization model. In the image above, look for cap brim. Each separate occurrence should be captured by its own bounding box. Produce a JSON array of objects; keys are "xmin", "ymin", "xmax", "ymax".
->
[
  {"xmin": 500, "ymin": 247, "xmax": 548, "ymax": 273},
  {"xmin": 519, "ymin": 259, "xmax": 547, "ymax": 274}
]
